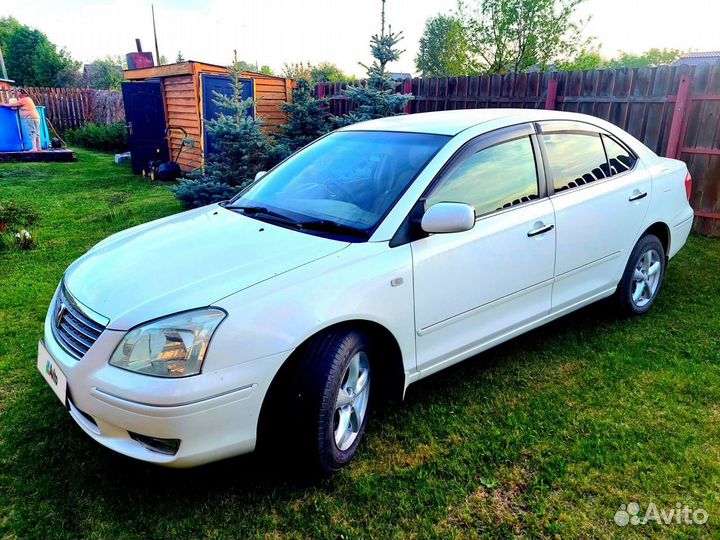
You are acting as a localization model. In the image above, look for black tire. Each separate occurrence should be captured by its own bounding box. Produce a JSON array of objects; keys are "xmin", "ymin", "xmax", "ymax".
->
[
  {"xmin": 616, "ymin": 234, "xmax": 666, "ymax": 316},
  {"xmin": 290, "ymin": 328, "xmax": 373, "ymax": 476}
]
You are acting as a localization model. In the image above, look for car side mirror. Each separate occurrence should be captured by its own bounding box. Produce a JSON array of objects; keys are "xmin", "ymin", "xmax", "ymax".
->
[
  {"xmin": 255, "ymin": 171, "xmax": 267, "ymax": 181},
  {"xmin": 421, "ymin": 202, "xmax": 476, "ymax": 234}
]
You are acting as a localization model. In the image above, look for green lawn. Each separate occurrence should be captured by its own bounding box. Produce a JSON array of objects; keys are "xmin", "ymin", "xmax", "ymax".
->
[{"xmin": 1, "ymin": 149, "xmax": 719, "ymax": 539}]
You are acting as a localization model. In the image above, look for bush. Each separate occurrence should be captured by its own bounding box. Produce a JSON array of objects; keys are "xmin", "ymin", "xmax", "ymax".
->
[
  {"xmin": 0, "ymin": 201, "xmax": 39, "ymax": 230},
  {"xmin": 0, "ymin": 201, "xmax": 39, "ymax": 251},
  {"xmin": 174, "ymin": 177, "xmax": 241, "ymax": 209},
  {"xmin": 65, "ymin": 122, "xmax": 128, "ymax": 153}
]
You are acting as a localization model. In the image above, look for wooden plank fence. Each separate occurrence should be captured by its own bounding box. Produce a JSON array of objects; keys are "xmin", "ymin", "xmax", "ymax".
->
[
  {"xmin": 0, "ymin": 86, "xmax": 125, "ymax": 131},
  {"xmin": 317, "ymin": 61, "xmax": 720, "ymax": 236}
]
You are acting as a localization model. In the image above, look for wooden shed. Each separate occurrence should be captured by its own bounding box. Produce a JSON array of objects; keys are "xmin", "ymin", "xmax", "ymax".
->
[{"xmin": 121, "ymin": 60, "xmax": 293, "ymax": 174}]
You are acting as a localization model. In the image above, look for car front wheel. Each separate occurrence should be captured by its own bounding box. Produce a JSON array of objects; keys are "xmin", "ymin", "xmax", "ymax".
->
[
  {"xmin": 292, "ymin": 328, "xmax": 373, "ymax": 475},
  {"xmin": 617, "ymin": 234, "xmax": 666, "ymax": 316}
]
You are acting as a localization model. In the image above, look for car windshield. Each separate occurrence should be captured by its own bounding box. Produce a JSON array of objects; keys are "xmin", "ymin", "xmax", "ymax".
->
[{"xmin": 228, "ymin": 131, "xmax": 449, "ymax": 236}]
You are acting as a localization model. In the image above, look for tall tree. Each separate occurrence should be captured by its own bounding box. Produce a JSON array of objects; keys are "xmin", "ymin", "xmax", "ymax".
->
[
  {"xmin": 605, "ymin": 48, "xmax": 685, "ymax": 69},
  {"xmin": 311, "ymin": 62, "xmax": 352, "ymax": 83},
  {"xmin": 0, "ymin": 16, "xmax": 21, "ymax": 51},
  {"xmin": 557, "ymin": 47, "xmax": 603, "ymax": 71},
  {"xmin": 559, "ymin": 47, "xmax": 686, "ymax": 72},
  {"xmin": 415, "ymin": 14, "xmax": 476, "ymax": 77},
  {"xmin": 283, "ymin": 61, "xmax": 353, "ymax": 84},
  {"xmin": 336, "ymin": 0, "xmax": 413, "ymax": 125},
  {"xmin": 0, "ymin": 17, "xmax": 80, "ymax": 87},
  {"xmin": 458, "ymin": 0, "xmax": 590, "ymax": 74},
  {"xmin": 83, "ymin": 56, "xmax": 125, "ymax": 90}
]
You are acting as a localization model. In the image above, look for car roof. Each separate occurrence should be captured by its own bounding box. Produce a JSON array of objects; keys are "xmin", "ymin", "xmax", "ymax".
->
[{"xmin": 338, "ymin": 109, "xmax": 602, "ymax": 136}]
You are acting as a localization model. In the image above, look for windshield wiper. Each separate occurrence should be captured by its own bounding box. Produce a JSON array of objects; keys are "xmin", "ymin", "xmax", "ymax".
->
[
  {"xmin": 227, "ymin": 205, "xmax": 367, "ymax": 238},
  {"xmin": 225, "ymin": 205, "xmax": 299, "ymax": 225},
  {"xmin": 296, "ymin": 219, "xmax": 368, "ymax": 238}
]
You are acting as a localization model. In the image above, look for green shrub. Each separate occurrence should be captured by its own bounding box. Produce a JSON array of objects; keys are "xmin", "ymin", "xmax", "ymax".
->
[
  {"xmin": 0, "ymin": 201, "xmax": 39, "ymax": 230},
  {"xmin": 65, "ymin": 122, "xmax": 128, "ymax": 153},
  {"xmin": 174, "ymin": 177, "xmax": 241, "ymax": 208},
  {"xmin": 0, "ymin": 201, "xmax": 39, "ymax": 251}
]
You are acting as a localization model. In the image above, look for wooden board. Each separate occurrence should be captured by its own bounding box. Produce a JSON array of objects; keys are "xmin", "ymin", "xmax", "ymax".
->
[
  {"xmin": 0, "ymin": 149, "xmax": 75, "ymax": 162},
  {"xmin": 161, "ymin": 74, "xmax": 201, "ymax": 173},
  {"xmin": 124, "ymin": 62, "xmax": 194, "ymax": 80}
]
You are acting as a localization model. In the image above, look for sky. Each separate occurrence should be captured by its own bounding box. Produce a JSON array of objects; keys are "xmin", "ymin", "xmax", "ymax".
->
[{"xmin": 1, "ymin": 0, "xmax": 719, "ymax": 77}]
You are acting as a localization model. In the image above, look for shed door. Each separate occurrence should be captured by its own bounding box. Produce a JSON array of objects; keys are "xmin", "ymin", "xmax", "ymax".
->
[
  {"xmin": 121, "ymin": 81, "xmax": 168, "ymax": 174},
  {"xmin": 201, "ymin": 74, "xmax": 254, "ymax": 157}
]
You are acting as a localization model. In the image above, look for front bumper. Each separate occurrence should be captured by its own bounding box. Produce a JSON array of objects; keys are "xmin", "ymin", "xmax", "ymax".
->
[{"xmin": 42, "ymin": 301, "xmax": 289, "ymax": 468}]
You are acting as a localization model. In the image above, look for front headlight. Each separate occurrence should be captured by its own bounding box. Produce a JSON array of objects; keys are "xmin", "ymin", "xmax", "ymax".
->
[{"xmin": 109, "ymin": 308, "xmax": 226, "ymax": 378}]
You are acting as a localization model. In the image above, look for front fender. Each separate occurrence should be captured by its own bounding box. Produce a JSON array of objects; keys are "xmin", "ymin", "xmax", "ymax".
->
[{"xmin": 206, "ymin": 242, "xmax": 416, "ymax": 375}]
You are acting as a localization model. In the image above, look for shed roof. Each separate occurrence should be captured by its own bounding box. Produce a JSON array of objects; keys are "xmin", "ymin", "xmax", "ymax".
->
[{"xmin": 123, "ymin": 60, "xmax": 289, "ymax": 81}]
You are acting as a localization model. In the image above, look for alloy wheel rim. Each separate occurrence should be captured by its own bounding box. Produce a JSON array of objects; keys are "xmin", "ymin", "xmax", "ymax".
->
[
  {"xmin": 631, "ymin": 248, "xmax": 662, "ymax": 307},
  {"xmin": 333, "ymin": 351, "xmax": 371, "ymax": 452}
]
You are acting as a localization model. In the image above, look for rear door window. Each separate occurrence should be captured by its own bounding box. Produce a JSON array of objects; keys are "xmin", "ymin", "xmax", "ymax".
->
[{"xmin": 541, "ymin": 132, "xmax": 609, "ymax": 193}]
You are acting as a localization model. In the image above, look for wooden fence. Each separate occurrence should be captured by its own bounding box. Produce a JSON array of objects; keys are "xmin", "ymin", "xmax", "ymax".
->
[
  {"xmin": 0, "ymin": 86, "xmax": 125, "ymax": 132},
  {"xmin": 317, "ymin": 61, "xmax": 720, "ymax": 236}
]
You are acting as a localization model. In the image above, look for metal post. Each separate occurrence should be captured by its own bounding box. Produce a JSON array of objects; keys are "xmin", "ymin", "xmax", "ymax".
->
[
  {"xmin": 403, "ymin": 78, "xmax": 413, "ymax": 114},
  {"xmin": 545, "ymin": 78, "xmax": 558, "ymax": 110},
  {"xmin": 152, "ymin": 5, "xmax": 161, "ymax": 65},
  {"xmin": 0, "ymin": 47, "xmax": 8, "ymax": 80},
  {"xmin": 666, "ymin": 73, "xmax": 693, "ymax": 159}
]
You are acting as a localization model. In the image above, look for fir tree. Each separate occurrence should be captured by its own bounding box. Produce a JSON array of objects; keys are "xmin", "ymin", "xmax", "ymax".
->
[
  {"xmin": 174, "ymin": 51, "xmax": 275, "ymax": 208},
  {"xmin": 277, "ymin": 78, "xmax": 331, "ymax": 153},
  {"xmin": 336, "ymin": 0, "xmax": 413, "ymax": 126}
]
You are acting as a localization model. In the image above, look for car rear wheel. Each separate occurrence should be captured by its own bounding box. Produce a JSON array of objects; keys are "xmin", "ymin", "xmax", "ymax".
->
[
  {"xmin": 617, "ymin": 234, "xmax": 666, "ymax": 316},
  {"xmin": 292, "ymin": 328, "xmax": 373, "ymax": 475}
]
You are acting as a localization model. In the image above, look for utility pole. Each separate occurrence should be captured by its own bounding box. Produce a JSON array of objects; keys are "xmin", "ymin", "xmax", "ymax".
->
[
  {"xmin": 0, "ymin": 46, "xmax": 8, "ymax": 80},
  {"xmin": 380, "ymin": 0, "xmax": 386, "ymax": 37},
  {"xmin": 152, "ymin": 4, "xmax": 161, "ymax": 65}
]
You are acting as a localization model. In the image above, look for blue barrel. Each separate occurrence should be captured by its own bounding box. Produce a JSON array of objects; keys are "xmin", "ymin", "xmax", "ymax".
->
[
  {"xmin": 37, "ymin": 106, "xmax": 51, "ymax": 149},
  {"xmin": 0, "ymin": 107, "xmax": 23, "ymax": 151}
]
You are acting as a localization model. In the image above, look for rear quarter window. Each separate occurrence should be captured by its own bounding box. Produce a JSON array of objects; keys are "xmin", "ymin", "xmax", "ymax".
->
[{"xmin": 602, "ymin": 134, "xmax": 637, "ymax": 175}]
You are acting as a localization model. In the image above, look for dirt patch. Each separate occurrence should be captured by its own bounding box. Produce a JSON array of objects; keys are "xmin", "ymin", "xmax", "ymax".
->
[{"xmin": 435, "ymin": 464, "xmax": 533, "ymax": 539}]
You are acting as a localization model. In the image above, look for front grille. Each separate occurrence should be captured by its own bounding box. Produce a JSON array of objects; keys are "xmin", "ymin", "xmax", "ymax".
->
[{"xmin": 53, "ymin": 286, "xmax": 106, "ymax": 359}]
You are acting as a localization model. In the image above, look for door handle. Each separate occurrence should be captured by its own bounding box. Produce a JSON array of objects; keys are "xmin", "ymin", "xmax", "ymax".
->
[
  {"xmin": 126, "ymin": 122, "xmax": 133, "ymax": 136},
  {"xmin": 629, "ymin": 191, "xmax": 647, "ymax": 202},
  {"xmin": 527, "ymin": 223, "xmax": 554, "ymax": 237}
]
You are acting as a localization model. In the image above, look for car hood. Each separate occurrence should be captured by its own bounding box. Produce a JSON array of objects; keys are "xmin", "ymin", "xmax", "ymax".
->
[{"xmin": 64, "ymin": 205, "xmax": 349, "ymax": 330}]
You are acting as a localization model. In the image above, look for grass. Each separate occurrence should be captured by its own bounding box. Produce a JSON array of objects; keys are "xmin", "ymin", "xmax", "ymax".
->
[{"xmin": 1, "ymin": 149, "xmax": 719, "ymax": 539}]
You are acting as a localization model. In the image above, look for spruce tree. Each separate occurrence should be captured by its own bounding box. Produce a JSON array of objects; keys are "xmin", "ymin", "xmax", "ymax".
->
[
  {"xmin": 278, "ymin": 78, "xmax": 331, "ymax": 153},
  {"xmin": 174, "ymin": 51, "xmax": 275, "ymax": 208},
  {"xmin": 336, "ymin": 0, "xmax": 413, "ymax": 126}
]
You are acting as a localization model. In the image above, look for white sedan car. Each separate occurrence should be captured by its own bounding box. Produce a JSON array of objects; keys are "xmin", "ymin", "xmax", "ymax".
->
[{"xmin": 38, "ymin": 109, "xmax": 694, "ymax": 474}]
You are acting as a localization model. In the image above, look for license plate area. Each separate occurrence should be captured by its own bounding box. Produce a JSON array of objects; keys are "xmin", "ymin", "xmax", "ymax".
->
[{"xmin": 37, "ymin": 340, "xmax": 67, "ymax": 405}]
